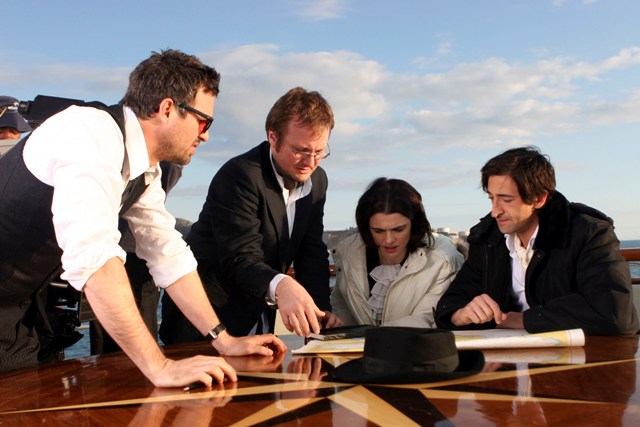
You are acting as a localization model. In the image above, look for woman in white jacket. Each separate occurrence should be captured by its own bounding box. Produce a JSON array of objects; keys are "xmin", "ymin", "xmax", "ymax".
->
[{"xmin": 330, "ymin": 178, "xmax": 463, "ymax": 328}]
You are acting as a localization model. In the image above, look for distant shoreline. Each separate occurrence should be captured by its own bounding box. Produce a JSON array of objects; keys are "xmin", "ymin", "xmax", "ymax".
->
[{"xmin": 621, "ymin": 240, "xmax": 640, "ymax": 249}]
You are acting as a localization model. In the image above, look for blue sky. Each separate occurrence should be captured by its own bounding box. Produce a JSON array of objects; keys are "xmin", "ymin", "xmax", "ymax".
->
[{"xmin": 3, "ymin": 0, "xmax": 640, "ymax": 240}]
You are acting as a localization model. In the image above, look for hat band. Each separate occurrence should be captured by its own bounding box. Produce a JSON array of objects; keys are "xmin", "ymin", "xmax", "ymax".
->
[{"xmin": 362, "ymin": 353, "xmax": 459, "ymax": 375}]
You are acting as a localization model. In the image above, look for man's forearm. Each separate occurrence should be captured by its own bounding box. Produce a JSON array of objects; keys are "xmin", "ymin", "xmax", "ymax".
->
[
  {"xmin": 164, "ymin": 271, "xmax": 222, "ymax": 337},
  {"xmin": 164, "ymin": 271, "xmax": 238, "ymax": 353},
  {"xmin": 83, "ymin": 257, "xmax": 167, "ymax": 381}
]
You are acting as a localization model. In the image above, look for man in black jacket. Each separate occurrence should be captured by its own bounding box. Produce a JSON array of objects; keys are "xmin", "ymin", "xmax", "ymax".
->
[
  {"xmin": 435, "ymin": 146, "xmax": 638, "ymax": 335},
  {"xmin": 161, "ymin": 87, "xmax": 342, "ymax": 341}
]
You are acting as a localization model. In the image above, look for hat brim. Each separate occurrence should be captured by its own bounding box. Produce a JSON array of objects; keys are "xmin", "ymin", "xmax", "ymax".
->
[
  {"xmin": 0, "ymin": 113, "xmax": 32, "ymax": 133},
  {"xmin": 331, "ymin": 350, "xmax": 484, "ymax": 384}
]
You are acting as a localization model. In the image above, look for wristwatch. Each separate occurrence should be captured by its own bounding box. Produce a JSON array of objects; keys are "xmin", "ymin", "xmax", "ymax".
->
[{"xmin": 206, "ymin": 323, "xmax": 226, "ymax": 342}]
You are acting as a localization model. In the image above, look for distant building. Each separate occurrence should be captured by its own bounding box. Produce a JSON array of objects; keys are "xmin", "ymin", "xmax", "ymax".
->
[
  {"xmin": 435, "ymin": 227, "xmax": 469, "ymax": 243},
  {"xmin": 176, "ymin": 221, "xmax": 467, "ymax": 255},
  {"xmin": 436, "ymin": 227, "xmax": 470, "ymax": 260},
  {"xmin": 324, "ymin": 228, "xmax": 358, "ymax": 249}
]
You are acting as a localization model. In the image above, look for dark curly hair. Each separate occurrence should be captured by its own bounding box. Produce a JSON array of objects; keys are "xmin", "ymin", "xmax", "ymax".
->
[
  {"xmin": 481, "ymin": 145, "xmax": 556, "ymax": 204},
  {"xmin": 120, "ymin": 49, "xmax": 221, "ymax": 119},
  {"xmin": 355, "ymin": 178, "xmax": 433, "ymax": 253}
]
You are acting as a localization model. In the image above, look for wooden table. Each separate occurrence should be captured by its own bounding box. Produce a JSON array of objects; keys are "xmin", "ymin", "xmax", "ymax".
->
[{"xmin": 1, "ymin": 334, "xmax": 639, "ymax": 426}]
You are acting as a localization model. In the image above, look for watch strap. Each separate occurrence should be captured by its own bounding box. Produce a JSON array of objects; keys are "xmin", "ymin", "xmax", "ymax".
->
[{"xmin": 206, "ymin": 323, "xmax": 226, "ymax": 342}]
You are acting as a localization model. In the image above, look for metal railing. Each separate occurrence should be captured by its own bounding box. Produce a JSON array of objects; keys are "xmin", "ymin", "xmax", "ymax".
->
[{"xmin": 621, "ymin": 248, "xmax": 640, "ymax": 285}]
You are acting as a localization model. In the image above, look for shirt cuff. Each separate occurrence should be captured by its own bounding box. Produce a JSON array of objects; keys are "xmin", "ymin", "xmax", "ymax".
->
[
  {"xmin": 149, "ymin": 249, "xmax": 198, "ymax": 288},
  {"xmin": 268, "ymin": 273, "xmax": 288, "ymax": 302},
  {"xmin": 62, "ymin": 245, "xmax": 127, "ymax": 291}
]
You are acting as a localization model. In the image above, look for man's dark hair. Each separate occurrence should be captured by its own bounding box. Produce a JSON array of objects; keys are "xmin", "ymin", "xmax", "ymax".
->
[
  {"xmin": 355, "ymin": 177, "xmax": 433, "ymax": 253},
  {"xmin": 121, "ymin": 49, "xmax": 221, "ymax": 119},
  {"xmin": 481, "ymin": 145, "xmax": 556, "ymax": 204},
  {"xmin": 265, "ymin": 87, "xmax": 334, "ymax": 146}
]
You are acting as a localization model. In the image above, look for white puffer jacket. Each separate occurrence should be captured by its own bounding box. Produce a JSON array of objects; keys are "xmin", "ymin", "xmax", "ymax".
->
[{"xmin": 330, "ymin": 233, "xmax": 463, "ymax": 327}]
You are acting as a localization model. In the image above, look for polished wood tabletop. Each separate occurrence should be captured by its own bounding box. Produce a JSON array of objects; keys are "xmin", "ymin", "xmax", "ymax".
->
[{"xmin": 1, "ymin": 334, "xmax": 639, "ymax": 426}]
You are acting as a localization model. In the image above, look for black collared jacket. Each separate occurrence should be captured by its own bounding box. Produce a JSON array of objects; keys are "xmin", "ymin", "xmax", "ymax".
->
[
  {"xmin": 160, "ymin": 141, "xmax": 331, "ymax": 340},
  {"xmin": 435, "ymin": 191, "xmax": 639, "ymax": 335}
]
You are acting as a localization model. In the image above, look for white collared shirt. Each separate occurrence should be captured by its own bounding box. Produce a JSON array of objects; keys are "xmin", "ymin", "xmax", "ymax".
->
[
  {"xmin": 504, "ymin": 227, "xmax": 539, "ymax": 311},
  {"xmin": 23, "ymin": 105, "xmax": 196, "ymax": 290},
  {"xmin": 266, "ymin": 150, "xmax": 312, "ymax": 301}
]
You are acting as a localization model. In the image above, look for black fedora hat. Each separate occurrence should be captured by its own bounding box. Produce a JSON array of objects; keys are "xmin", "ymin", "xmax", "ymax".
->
[{"xmin": 332, "ymin": 327, "xmax": 484, "ymax": 384}]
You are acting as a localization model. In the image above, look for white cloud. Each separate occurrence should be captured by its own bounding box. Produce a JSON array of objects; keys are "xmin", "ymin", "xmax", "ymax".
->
[
  {"xmin": 10, "ymin": 44, "xmax": 638, "ymax": 155},
  {"xmin": 4, "ymin": 62, "xmax": 129, "ymax": 101},
  {"xmin": 6, "ymin": 43, "xmax": 640, "ymax": 237},
  {"xmin": 283, "ymin": 0, "xmax": 351, "ymax": 21},
  {"xmin": 552, "ymin": 0, "xmax": 598, "ymax": 6},
  {"xmin": 174, "ymin": 44, "xmax": 640, "ymax": 201},
  {"xmin": 197, "ymin": 44, "xmax": 389, "ymax": 157},
  {"xmin": 412, "ymin": 33, "xmax": 454, "ymax": 69},
  {"xmin": 583, "ymin": 89, "xmax": 640, "ymax": 125}
]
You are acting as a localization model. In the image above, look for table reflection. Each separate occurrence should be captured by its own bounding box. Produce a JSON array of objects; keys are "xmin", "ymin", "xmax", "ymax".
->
[{"xmin": 0, "ymin": 335, "xmax": 638, "ymax": 426}]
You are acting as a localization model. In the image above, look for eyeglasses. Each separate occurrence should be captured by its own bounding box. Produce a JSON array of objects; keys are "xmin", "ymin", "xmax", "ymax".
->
[
  {"xmin": 289, "ymin": 143, "xmax": 330, "ymax": 161},
  {"xmin": 177, "ymin": 102, "xmax": 214, "ymax": 134}
]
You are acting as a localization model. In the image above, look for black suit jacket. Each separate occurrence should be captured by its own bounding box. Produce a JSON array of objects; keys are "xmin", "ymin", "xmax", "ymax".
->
[{"xmin": 160, "ymin": 142, "xmax": 331, "ymax": 340}]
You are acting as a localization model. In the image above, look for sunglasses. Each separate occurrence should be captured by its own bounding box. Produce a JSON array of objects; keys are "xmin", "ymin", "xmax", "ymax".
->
[{"xmin": 177, "ymin": 103, "xmax": 214, "ymax": 134}]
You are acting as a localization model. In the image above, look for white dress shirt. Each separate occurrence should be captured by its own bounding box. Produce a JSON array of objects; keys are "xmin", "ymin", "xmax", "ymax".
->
[
  {"xmin": 23, "ymin": 105, "xmax": 196, "ymax": 291},
  {"xmin": 266, "ymin": 150, "xmax": 312, "ymax": 301},
  {"xmin": 504, "ymin": 227, "xmax": 539, "ymax": 311}
]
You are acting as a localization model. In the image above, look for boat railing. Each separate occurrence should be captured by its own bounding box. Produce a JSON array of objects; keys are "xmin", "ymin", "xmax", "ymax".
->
[{"xmin": 622, "ymin": 248, "xmax": 640, "ymax": 285}]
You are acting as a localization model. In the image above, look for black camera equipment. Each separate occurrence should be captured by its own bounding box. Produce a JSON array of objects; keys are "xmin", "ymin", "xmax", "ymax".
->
[
  {"xmin": 18, "ymin": 95, "xmax": 84, "ymax": 130},
  {"xmin": 18, "ymin": 95, "xmax": 97, "ymax": 362}
]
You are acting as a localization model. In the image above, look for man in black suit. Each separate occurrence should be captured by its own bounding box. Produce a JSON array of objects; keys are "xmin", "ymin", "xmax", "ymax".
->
[{"xmin": 161, "ymin": 87, "xmax": 342, "ymax": 341}]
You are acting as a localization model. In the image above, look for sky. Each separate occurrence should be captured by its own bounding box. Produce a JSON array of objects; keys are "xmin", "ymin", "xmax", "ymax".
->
[{"xmin": 3, "ymin": 0, "xmax": 640, "ymax": 240}]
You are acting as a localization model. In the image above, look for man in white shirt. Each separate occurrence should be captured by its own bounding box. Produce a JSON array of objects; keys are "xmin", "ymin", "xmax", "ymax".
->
[{"xmin": 0, "ymin": 49, "xmax": 285, "ymax": 388}]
